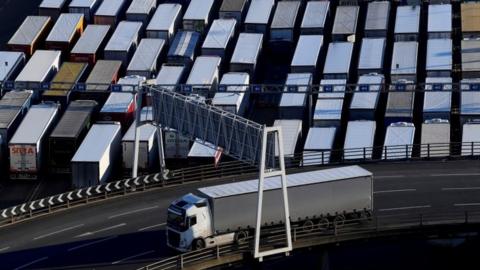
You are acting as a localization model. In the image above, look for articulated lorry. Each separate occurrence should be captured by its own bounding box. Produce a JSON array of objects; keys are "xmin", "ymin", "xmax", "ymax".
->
[{"xmin": 166, "ymin": 165, "xmax": 373, "ymax": 251}]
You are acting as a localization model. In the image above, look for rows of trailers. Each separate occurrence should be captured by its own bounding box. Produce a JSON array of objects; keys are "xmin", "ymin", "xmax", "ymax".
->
[{"xmin": 2, "ymin": 0, "xmax": 480, "ymax": 190}]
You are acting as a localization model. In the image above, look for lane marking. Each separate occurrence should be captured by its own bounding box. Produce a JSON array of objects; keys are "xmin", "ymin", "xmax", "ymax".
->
[
  {"xmin": 14, "ymin": 256, "xmax": 48, "ymax": 270},
  {"xmin": 34, "ymin": 224, "xmax": 84, "ymax": 240},
  {"xmin": 454, "ymin": 203, "xmax": 480, "ymax": 207},
  {"xmin": 111, "ymin": 250, "xmax": 155, "ymax": 265},
  {"xmin": 138, "ymin": 223, "xmax": 166, "ymax": 232},
  {"xmin": 375, "ymin": 175, "xmax": 406, "ymax": 179},
  {"xmin": 0, "ymin": 246, "xmax": 10, "ymax": 252},
  {"xmin": 379, "ymin": 205, "xmax": 431, "ymax": 212},
  {"xmin": 442, "ymin": 187, "xmax": 480, "ymax": 191},
  {"xmin": 68, "ymin": 236, "xmax": 117, "ymax": 252},
  {"xmin": 430, "ymin": 173, "xmax": 480, "ymax": 177},
  {"xmin": 75, "ymin": 223, "xmax": 126, "ymax": 238},
  {"xmin": 374, "ymin": 189, "xmax": 416, "ymax": 194},
  {"xmin": 108, "ymin": 206, "xmax": 159, "ymax": 219}
]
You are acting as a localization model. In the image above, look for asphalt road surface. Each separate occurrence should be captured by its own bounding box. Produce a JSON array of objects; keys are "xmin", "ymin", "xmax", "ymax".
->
[{"xmin": 1, "ymin": 160, "xmax": 480, "ymax": 269}]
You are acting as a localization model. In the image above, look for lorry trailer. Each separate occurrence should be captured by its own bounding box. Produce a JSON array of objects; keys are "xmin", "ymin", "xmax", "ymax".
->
[{"xmin": 7, "ymin": 16, "xmax": 52, "ymax": 57}]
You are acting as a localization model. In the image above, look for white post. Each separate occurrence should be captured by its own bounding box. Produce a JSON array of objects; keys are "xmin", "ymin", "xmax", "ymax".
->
[
  {"xmin": 156, "ymin": 125, "xmax": 167, "ymax": 178},
  {"xmin": 132, "ymin": 84, "xmax": 143, "ymax": 178}
]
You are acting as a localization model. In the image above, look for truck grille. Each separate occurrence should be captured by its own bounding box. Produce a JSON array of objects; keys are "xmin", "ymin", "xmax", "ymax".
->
[{"xmin": 168, "ymin": 230, "xmax": 180, "ymax": 247}]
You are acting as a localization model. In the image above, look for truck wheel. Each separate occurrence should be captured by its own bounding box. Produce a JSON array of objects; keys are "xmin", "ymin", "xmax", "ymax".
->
[
  {"xmin": 334, "ymin": 215, "xmax": 345, "ymax": 227},
  {"xmin": 302, "ymin": 220, "xmax": 314, "ymax": 232},
  {"xmin": 235, "ymin": 230, "xmax": 248, "ymax": 243},
  {"xmin": 193, "ymin": 239, "xmax": 205, "ymax": 250}
]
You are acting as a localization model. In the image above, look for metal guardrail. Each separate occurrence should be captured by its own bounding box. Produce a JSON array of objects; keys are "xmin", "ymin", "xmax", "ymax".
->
[
  {"xmin": 139, "ymin": 211, "xmax": 480, "ymax": 270},
  {"xmin": 1, "ymin": 141, "xmax": 480, "ymax": 227}
]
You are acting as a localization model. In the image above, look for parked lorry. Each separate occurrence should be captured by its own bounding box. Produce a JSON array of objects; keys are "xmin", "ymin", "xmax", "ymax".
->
[
  {"xmin": 166, "ymin": 165, "xmax": 373, "ymax": 251},
  {"xmin": 7, "ymin": 16, "xmax": 52, "ymax": 57}
]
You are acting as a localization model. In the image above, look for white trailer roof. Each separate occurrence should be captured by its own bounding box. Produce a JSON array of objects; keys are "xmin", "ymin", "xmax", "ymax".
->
[
  {"xmin": 147, "ymin": 4, "xmax": 182, "ymax": 32},
  {"xmin": 304, "ymin": 127, "xmax": 336, "ymax": 150},
  {"xmin": 314, "ymin": 98, "xmax": 343, "ymax": 121},
  {"xmin": 69, "ymin": 0, "xmax": 98, "ymax": 8},
  {"xmin": 344, "ymin": 121, "xmax": 376, "ymax": 150},
  {"xmin": 461, "ymin": 40, "xmax": 480, "ymax": 73},
  {"xmin": 8, "ymin": 16, "xmax": 51, "ymax": 46},
  {"xmin": 280, "ymin": 73, "xmax": 311, "ymax": 107},
  {"xmin": 155, "ymin": 64, "xmax": 185, "ymax": 85},
  {"xmin": 95, "ymin": 0, "xmax": 125, "ymax": 16},
  {"xmin": 126, "ymin": 0, "xmax": 156, "ymax": 15},
  {"xmin": 198, "ymin": 165, "xmax": 371, "ymax": 198},
  {"xmin": 324, "ymin": 42, "xmax": 354, "ymax": 75},
  {"xmin": 332, "ymin": 5, "xmax": 359, "ymax": 34},
  {"xmin": 189, "ymin": 140, "xmax": 216, "ymax": 157},
  {"xmin": 105, "ymin": 21, "xmax": 142, "ymax": 52},
  {"xmin": 273, "ymin": 119, "xmax": 302, "ymax": 156},
  {"xmin": 10, "ymin": 103, "xmax": 58, "ymax": 144},
  {"xmin": 230, "ymin": 33, "xmax": 263, "ymax": 65},
  {"xmin": 46, "ymin": 13, "xmax": 83, "ymax": 43},
  {"xmin": 395, "ymin": 5, "xmax": 420, "ymax": 34},
  {"xmin": 40, "ymin": 0, "xmax": 66, "ymax": 9},
  {"xmin": 318, "ymin": 79, "xmax": 347, "ymax": 99},
  {"xmin": 384, "ymin": 123, "xmax": 415, "ymax": 147},
  {"xmin": 71, "ymin": 24, "xmax": 110, "ymax": 54},
  {"xmin": 0, "ymin": 51, "xmax": 24, "ymax": 81},
  {"xmin": 428, "ymin": 4, "xmax": 452, "ymax": 33},
  {"xmin": 463, "ymin": 122, "xmax": 480, "ymax": 143},
  {"xmin": 212, "ymin": 72, "xmax": 249, "ymax": 108},
  {"xmin": 391, "ymin": 41, "xmax": 418, "ymax": 75},
  {"xmin": 184, "ymin": 0, "xmax": 214, "ymax": 21},
  {"xmin": 421, "ymin": 120, "xmax": 450, "ymax": 145},
  {"xmin": 426, "ymin": 39, "xmax": 452, "ymax": 71},
  {"xmin": 301, "ymin": 1, "xmax": 329, "ymax": 29},
  {"xmin": 358, "ymin": 38, "xmax": 385, "ymax": 70},
  {"xmin": 202, "ymin": 19, "xmax": 236, "ymax": 49},
  {"xmin": 365, "ymin": 1, "xmax": 390, "ymax": 31},
  {"xmin": 271, "ymin": 1, "xmax": 301, "ymax": 29},
  {"xmin": 15, "ymin": 50, "xmax": 60, "ymax": 83},
  {"xmin": 461, "ymin": 91, "xmax": 480, "ymax": 115},
  {"xmin": 100, "ymin": 92, "xmax": 134, "ymax": 113},
  {"xmin": 186, "ymin": 56, "xmax": 221, "ymax": 85},
  {"xmin": 291, "ymin": 35, "xmax": 323, "ymax": 68},
  {"xmin": 123, "ymin": 107, "xmax": 156, "ymax": 142},
  {"xmin": 245, "ymin": 0, "xmax": 274, "ymax": 25},
  {"xmin": 127, "ymin": 38, "xmax": 165, "ymax": 72},
  {"xmin": 72, "ymin": 123, "xmax": 121, "ymax": 162},
  {"xmin": 351, "ymin": 75, "xmax": 384, "ymax": 109},
  {"xmin": 424, "ymin": 77, "xmax": 452, "ymax": 112}
]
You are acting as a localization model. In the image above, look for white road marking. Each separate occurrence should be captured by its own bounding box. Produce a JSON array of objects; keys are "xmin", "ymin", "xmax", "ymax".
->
[
  {"xmin": 138, "ymin": 223, "xmax": 166, "ymax": 232},
  {"xmin": 375, "ymin": 175, "xmax": 406, "ymax": 179},
  {"xmin": 68, "ymin": 236, "xmax": 117, "ymax": 252},
  {"xmin": 0, "ymin": 246, "xmax": 10, "ymax": 252},
  {"xmin": 75, "ymin": 223, "xmax": 126, "ymax": 238},
  {"xmin": 378, "ymin": 205, "xmax": 431, "ymax": 212},
  {"xmin": 454, "ymin": 203, "xmax": 480, "ymax": 207},
  {"xmin": 14, "ymin": 256, "xmax": 48, "ymax": 270},
  {"xmin": 111, "ymin": 250, "xmax": 155, "ymax": 265},
  {"xmin": 34, "ymin": 224, "xmax": 84, "ymax": 240},
  {"xmin": 374, "ymin": 189, "xmax": 416, "ymax": 194},
  {"xmin": 108, "ymin": 206, "xmax": 159, "ymax": 219},
  {"xmin": 430, "ymin": 173, "xmax": 480, "ymax": 177},
  {"xmin": 442, "ymin": 187, "xmax": 480, "ymax": 191}
]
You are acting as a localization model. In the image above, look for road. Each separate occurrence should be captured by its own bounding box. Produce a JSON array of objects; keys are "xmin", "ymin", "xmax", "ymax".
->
[{"xmin": 1, "ymin": 160, "xmax": 480, "ymax": 269}]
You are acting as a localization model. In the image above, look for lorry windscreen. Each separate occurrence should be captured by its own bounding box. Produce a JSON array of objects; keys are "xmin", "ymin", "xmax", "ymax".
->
[{"xmin": 167, "ymin": 209, "xmax": 187, "ymax": 231}]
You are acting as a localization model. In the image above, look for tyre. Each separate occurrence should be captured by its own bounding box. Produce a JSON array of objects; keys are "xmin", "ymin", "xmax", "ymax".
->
[{"xmin": 192, "ymin": 238, "xmax": 205, "ymax": 250}]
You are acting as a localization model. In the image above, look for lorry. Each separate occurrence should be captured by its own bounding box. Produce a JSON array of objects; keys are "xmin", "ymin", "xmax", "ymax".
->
[
  {"xmin": 0, "ymin": 51, "xmax": 26, "ymax": 94},
  {"xmin": 38, "ymin": 0, "xmax": 67, "ymax": 21},
  {"xmin": 45, "ymin": 13, "xmax": 84, "ymax": 54},
  {"xmin": 69, "ymin": 0, "xmax": 101, "ymax": 23},
  {"xmin": 166, "ymin": 165, "xmax": 373, "ymax": 251},
  {"xmin": 182, "ymin": 0, "xmax": 215, "ymax": 34},
  {"xmin": 70, "ymin": 24, "xmax": 110, "ymax": 65},
  {"xmin": 104, "ymin": 21, "xmax": 142, "ymax": 68},
  {"xmin": 229, "ymin": 33, "xmax": 263, "ymax": 77},
  {"xmin": 7, "ymin": 16, "xmax": 52, "ymax": 57},
  {"xmin": 146, "ymin": 3, "xmax": 182, "ymax": 44},
  {"xmin": 94, "ymin": 0, "xmax": 127, "ymax": 27},
  {"xmin": 126, "ymin": 38, "xmax": 166, "ymax": 79},
  {"xmin": 42, "ymin": 62, "xmax": 88, "ymax": 108}
]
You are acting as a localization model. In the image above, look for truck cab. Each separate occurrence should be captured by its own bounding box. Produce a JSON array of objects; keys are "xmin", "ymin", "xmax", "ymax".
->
[{"xmin": 166, "ymin": 193, "xmax": 212, "ymax": 251}]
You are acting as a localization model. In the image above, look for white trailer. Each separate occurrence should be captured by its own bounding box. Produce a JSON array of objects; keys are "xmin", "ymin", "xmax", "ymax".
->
[
  {"xmin": 382, "ymin": 122, "xmax": 415, "ymax": 160},
  {"xmin": 323, "ymin": 42, "xmax": 353, "ymax": 80},
  {"xmin": 126, "ymin": 0, "xmax": 156, "ymax": 25},
  {"xmin": 423, "ymin": 77, "xmax": 452, "ymax": 121},
  {"xmin": 300, "ymin": 1, "xmax": 329, "ymax": 35},
  {"xmin": 185, "ymin": 56, "xmax": 221, "ymax": 96},
  {"xmin": 201, "ymin": 19, "xmax": 237, "ymax": 59},
  {"xmin": 122, "ymin": 107, "xmax": 157, "ymax": 173},
  {"xmin": 462, "ymin": 121, "xmax": 480, "ymax": 156},
  {"xmin": 332, "ymin": 5, "xmax": 359, "ymax": 42},
  {"xmin": 0, "ymin": 51, "xmax": 25, "ymax": 87},
  {"xmin": 460, "ymin": 79, "xmax": 480, "ymax": 125},
  {"xmin": 291, "ymin": 35, "xmax": 323, "ymax": 74},
  {"xmin": 71, "ymin": 123, "xmax": 122, "ymax": 188},
  {"xmin": 9, "ymin": 103, "xmax": 59, "ymax": 180},
  {"xmin": 318, "ymin": 79, "xmax": 347, "ymax": 99},
  {"xmin": 15, "ymin": 50, "xmax": 61, "ymax": 92},
  {"xmin": 420, "ymin": 119, "xmax": 450, "ymax": 158},
  {"xmin": 391, "ymin": 41, "xmax": 418, "ymax": 83},
  {"xmin": 273, "ymin": 119, "xmax": 302, "ymax": 158},
  {"xmin": 364, "ymin": 1, "xmax": 390, "ymax": 38},
  {"xmin": 166, "ymin": 166, "xmax": 373, "ymax": 251},
  {"xmin": 358, "ymin": 38, "xmax": 386, "ymax": 75},
  {"xmin": 94, "ymin": 0, "xmax": 127, "ymax": 27},
  {"xmin": 230, "ymin": 33, "xmax": 263, "ymax": 76},
  {"xmin": 279, "ymin": 73, "xmax": 312, "ymax": 120},
  {"xmin": 183, "ymin": 0, "xmax": 215, "ymax": 34},
  {"xmin": 219, "ymin": 0, "xmax": 249, "ymax": 23},
  {"xmin": 461, "ymin": 40, "xmax": 480, "ymax": 79},
  {"xmin": 167, "ymin": 31, "xmax": 201, "ymax": 67},
  {"xmin": 350, "ymin": 74, "xmax": 384, "ymax": 121},
  {"xmin": 344, "ymin": 121, "xmax": 376, "ymax": 160},
  {"xmin": 39, "ymin": 0, "xmax": 67, "ymax": 20},
  {"xmin": 104, "ymin": 21, "xmax": 142, "ymax": 67},
  {"xmin": 146, "ymin": 4, "xmax": 182, "ymax": 44},
  {"xmin": 302, "ymin": 127, "xmax": 336, "ymax": 165},
  {"xmin": 164, "ymin": 128, "xmax": 191, "ymax": 159},
  {"xmin": 212, "ymin": 72, "xmax": 249, "ymax": 115},
  {"xmin": 188, "ymin": 140, "xmax": 217, "ymax": 165},
  {"xmin": 69, "ymin": 0, "xmax": 101, "ymax": 23},
  {"xmin": 244, "ymin": 0, "xmax": 274, "ymax": 34},
  {"xmin": 117, "ymin": 75, "xmax": 146, "ymax": 92},
  {"xmin": 269, "ymin": 1, "xmax": 301, "ymax": 44},
  {"xmin": 155, "ymin": 64, "xmax": 187, "ymax": 90},
  {"xmin": 127, "ymin": 38, "xmax": 166, "ymax": 79},
  {"xmin": 70, "ymin": 24, "xmax": 110, "ymax": 65},
  {"xmin": 394, "ymin": 5, "xmax": 421, "ymax": 42},
  {"xmin": 313, "ymin": 98, "xmax": 343, "ymax": 128},
  {"xmin": 426, "ymin": 39, "xmax": 452, "ymax": 78},
  {"xmin": 428, "ymin": 4, "xmax": 452, "ymax": 39}
]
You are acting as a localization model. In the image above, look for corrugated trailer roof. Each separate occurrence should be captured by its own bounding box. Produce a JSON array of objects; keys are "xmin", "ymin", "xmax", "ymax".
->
[
  {"xmin": 198, "ymin": 166, "xmax": 371, "ymax": 198},
  {"xmin": 95, "ymin": 0, "xmax": 126, "ymax": 16},
  {"xmin": 332, "ymin": 5, "xmax": 359, "ymax": 35},
  {"xmin": 391, "ymin": 41, "xmax": 418, "ymax": 76},
  {"xmin": 0, "ymin": 51, "xmax": 25, "ymax": 81},
  {"xmin": 71, "ymin": 24, "xmax": 110, "ymax": 54},
  {"xmin": 230, "ymin": 33, "xmax": 263, "ymax": 65},
  {"xmin": 50, "ymin": 100, "xmax": 97, "ymax": 138},
  {"xmin": 301, "ymin": 1, "xmax": 329, "ymax": 30},
  {"xmin": 9, "ymin": 103, "xmax": 59, "ymax": 144},
  {"xmin": 365, "ymin": 1, "xmax": 390, "ymax": 32},
  {"xmin": 104, "ymin": 21, "xmax": 142, "ymax": 52},
  {"xmin": 46, "ymin": 13, "xmax": 84, "ymax": 43},
  {"xmin": 168, "ymin": 31, "xmax": 200, "ymax": 61},
  {"xmin": 101, "ymin": 92, "xmax": 135, "ymax": 113},
  {"xmin": 421, "ymin": 120, "xmax": 450, "ymax": 145},
  {"xmin": 85, "ymin": 60, "xmax": 122, "ymax": 89},
  {"xmin": 428, "ymin": 4, "xmax": 452, "ymax": 33},
  {"xmin": 49, "ymin": 62, "xmax": 88, "ymax": 90},
  {"xmin": 221, "ymin": 0, "xmax": 247, "ymax": 12},
  {"xmin": 126, "ymin": 0, "xmax": 156, "ymax": 15},
  {"xmin": 0, "ymin": 108, "xmax": 22, "ymax": 130},
  {"xmin": 426, "ymin": 38, "xmax": 452, "ymax": 72},
  {"xmin": 0, "ymin": 90, "xmax": 32, "ymax": 108},
  {"xmin": 324, "ymin": 42, "xmax": 354, "ymax": 75},
  {"xmin": 8, "ymin": 16, "xmax": 51, "ymax": 46},
  {"xmin": 461, "ymin": 40, "xmax": 480, "ymax": 74},
  {"xmin": 245, "ymin": 0, "xmax": 274, "ymax": 25},
  {"xmin": 147, "ymin": 4, "xmax": 182, "ymax": 32},
  {"xmin": 461, "ymin": 3, "xmax": 480, "ymax": 34},
  {"xmin": 186, "ymin": 56, "xmax": 221, "ymax": 85},
  {"xmin": 71, "ymin": 123, "xmax": 121, "ymax": 162},
  {"xmin": 15, "ymin": 50, "xmax": 61, "ymax": 84},
  {"xmin": 386, "ymin": 92, "xmax": 415, "ymax": 118},
  {"xmin": 202, "ymin": 19, "xmax": 237, "ymax": 49},
  {"xmin": 127, "ymin": 38, "xmax": 165, "ymax": 73},
  {"xmin": 271, "ymin": 1, "xmax": 301, "ymax": 29},
  {"xmin": 184, "ymin": 0, "xmax": 214, "ymax": 21},
  {"xmin": 291, "ymin": 35, "xmax": 323, "ymax": 68},
  {"xmin": 39, "ymin": 0, "xmax": 66, "ymax": 9},
  {"xmin": 358, "ymin": 38, "xmax": 386, "ymax": 71},
  {"xmin": 155, "ymin": 64, "xmax": 185, "ymax": 85},
  {"xmin": 395, "ymin": 6, "xmax": 420, "ymax": 34}
]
